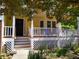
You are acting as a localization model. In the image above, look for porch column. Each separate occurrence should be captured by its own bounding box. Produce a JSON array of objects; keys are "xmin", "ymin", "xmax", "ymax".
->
[
  {"xmin": 56, "ymin": 22, "xmax": 63, "ymax": 48},
  {"xmin": 31, "ymin": 19, "xmax": 34, "ymax": 50},
  {"xmin": 31, "ymin": 19, "xmax": 34, "ymax": 37},
  {"xmin": 56, "ymin": 22, "xmax": 62, "ymax": 36},
  {"xmin": 12, "ymin": 16, "xmax": 15, "ymax": 38},
  {"xmin": 2, "ymin": 15, "xmax": 4, "ymax": 38}
]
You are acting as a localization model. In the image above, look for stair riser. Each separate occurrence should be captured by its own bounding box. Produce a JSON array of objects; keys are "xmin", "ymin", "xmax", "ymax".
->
[
  {"xmin": 15, "ymin": 42, "xmax": 30, "ymax": 45},
  {"xmin": 14, "ymin": 45, "xmax": 31, "ymax": 48},
  {"xmin": 15, "ymin": 41, "xmax": 30, "ymax": 42}
]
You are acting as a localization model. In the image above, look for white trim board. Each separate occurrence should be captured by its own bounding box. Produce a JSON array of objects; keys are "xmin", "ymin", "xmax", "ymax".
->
[{"xmin": 0, "ymin": 16, "xmax": 3, "ymax": 20}]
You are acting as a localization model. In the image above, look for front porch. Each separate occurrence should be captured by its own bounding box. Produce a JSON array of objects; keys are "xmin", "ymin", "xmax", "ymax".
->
[{"xmin": 1, "ymin": 15, "xmax": 79, "ymax": 52}]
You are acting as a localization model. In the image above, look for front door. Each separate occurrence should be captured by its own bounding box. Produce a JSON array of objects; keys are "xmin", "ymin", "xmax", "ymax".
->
[{"xmin": 15, "ymin": 19, "xmax": 23, "ymax": 36}]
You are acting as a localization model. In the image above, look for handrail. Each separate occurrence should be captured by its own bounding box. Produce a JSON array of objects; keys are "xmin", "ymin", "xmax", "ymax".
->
[
  {"xmin": 4, "ymin": 26, "xmax": 13, "ymax": 37},
  {"xmin": 33, "ymin": 27, "xmax": 77, "ymax": 36}
]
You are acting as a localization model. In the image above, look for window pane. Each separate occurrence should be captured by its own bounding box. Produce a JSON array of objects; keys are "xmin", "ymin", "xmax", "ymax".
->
[
  {"xmin": 40, "ymin": 21, "xmax": 44, "ymax": 27},
  {"xmin": 47, "ymin": 21, "xmax": 51, "ymax": 28},
  {"xmin": 52, "ymin": 21, "xmax": 56, "ymax": 28}
]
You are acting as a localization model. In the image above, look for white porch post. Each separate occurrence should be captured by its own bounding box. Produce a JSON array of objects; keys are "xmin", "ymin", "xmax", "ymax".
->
[
  {"xmin": 56, "ymin": 22, "xmax": 62, "ymax": 36},
  {"xmin": 2, "ymin": 15, "xmax": 4, "ymax": 38},
  {"xmin": 56, "ymin": 22, "xmax": 63, "ymax": 48},
  {"xmin": 31, "ymin": 19, "xmax": 34, "ymax": 50},
  {"xmin": 12, "ymin": 16, "xmax": 15, "ymax": 38},
  {"xmin": 11, "ymin": 16, "xmax": 15, "ymax": 51},
  {"xmin": 31, "ymin": 19, "xmax": 34, "ymax": 37}
]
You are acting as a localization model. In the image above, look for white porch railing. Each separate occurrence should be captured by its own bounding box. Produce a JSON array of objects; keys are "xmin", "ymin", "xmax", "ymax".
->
[
  {"xmin": 4, "ymin": 26, "xmax": 13, "ymax": 37},
  {"xmin": 33, "ymin": 27, "xmax": 76, "ymax": 36},
  {"xmin": 33, "ymin": 27, "xmax": 59, "ymax": 36}
]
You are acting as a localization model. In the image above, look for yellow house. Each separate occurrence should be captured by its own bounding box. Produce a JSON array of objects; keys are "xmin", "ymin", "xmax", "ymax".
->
[
  {"xmin": 4, "ymin": 9, "xmax": 57, "ymax": 37},
  {"xmin": 4, "ymin": 10, "xmax": 56, "ymax": 37},
  {"xmin": 0, "ymin": 9, "xmax": 58, "ymax": 50}
]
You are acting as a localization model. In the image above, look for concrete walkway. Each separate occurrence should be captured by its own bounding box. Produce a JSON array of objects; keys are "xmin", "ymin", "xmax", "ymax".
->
[{"xmin": 12, "ymin": 48, "xmax": 30, "ymax": 59}]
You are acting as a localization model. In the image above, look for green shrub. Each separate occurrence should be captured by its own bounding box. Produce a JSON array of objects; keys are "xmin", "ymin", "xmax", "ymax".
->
[
  {"xmin": 0, "ymin": 55, "xmax": 5, "ymax": 59},
  {"xmin": 74, "ymin": 48, "xmax": 79, "ymax": 54},
  {"xmin": 0, "ymin": 56, "xmax": 2, "ymax": 59},
  {"xmin": 66, "ymin": 52, "xmax": 75, "ymax": 59},
  {"xmin": 28, "ymin": 51, "xmax": 46, "ymax": 59},
  {"xmin": 56, "ymin": 48, "xmax": 68, "ymax": 57}
]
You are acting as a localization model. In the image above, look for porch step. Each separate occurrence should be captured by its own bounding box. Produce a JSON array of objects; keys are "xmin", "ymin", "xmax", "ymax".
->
[
  {"xmin": 14, "ymin": 45, "xmax": 31, "ymax": 48},
  {"xmin": 14, "ymin": 37, "xmax": 31, "ymax": 48}
]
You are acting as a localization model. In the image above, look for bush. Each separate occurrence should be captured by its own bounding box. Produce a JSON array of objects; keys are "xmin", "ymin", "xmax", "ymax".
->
[
  {"xmin": 0, "ymin": 56, "xmax": 2, "ymax": 59},
  {"xmin": 66, "ymin": 52, "xmax": 75, "ymax": 59},
  {"xmin": 56, "ymin": 48, "xmax": 68, "ymax": 57},
  {"xmin": 74, "ymin": 48, "xmax": 79, "ymax": 54},
  {"xmin": 28, "ymin": 51, "xmax": 46, "ymax": 59}
]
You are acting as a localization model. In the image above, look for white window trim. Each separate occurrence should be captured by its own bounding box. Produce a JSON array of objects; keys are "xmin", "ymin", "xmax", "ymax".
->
[
  {"xmin": 40, "ymin": 20, "xmax": 56, "ymax": 28},
  {"xmin": 0, "ymin": 16, "xmax": 3, "ymax": 20}
]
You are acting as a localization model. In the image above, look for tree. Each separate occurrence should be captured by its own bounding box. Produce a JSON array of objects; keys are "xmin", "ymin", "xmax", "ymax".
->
[
  {"xmin": 0, "ymin": 0, "xmax": 23, "ymax": 15},
  {"xmin": 1, "ymin": 0, "xmax": 79, "ymax": 21}
]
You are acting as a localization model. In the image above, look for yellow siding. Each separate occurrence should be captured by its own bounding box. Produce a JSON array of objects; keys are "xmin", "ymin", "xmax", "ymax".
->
[
  {"xmin": 33, "ymin": 9, "xmax": 56, "ymax": 27},
  {"xmin": 4, "ymin": 15, "xmax": 12, "ymax": 26}
]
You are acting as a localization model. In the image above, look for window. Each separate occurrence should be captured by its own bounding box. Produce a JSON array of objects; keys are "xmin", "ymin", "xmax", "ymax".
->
[
  {"xmin": 40, "ymin": 21, "xmax": 56, "ymax": 28},
  {"xmin": 47, "ymin": 21, "xmax": 51, "ymax": 28},
  {"xmin": 40, "ymin": 21, "xmax": 44, "ymax": 27},
  {"xmin": 52, "ymin": 21, "xmax": 56, "ymax": 28}
]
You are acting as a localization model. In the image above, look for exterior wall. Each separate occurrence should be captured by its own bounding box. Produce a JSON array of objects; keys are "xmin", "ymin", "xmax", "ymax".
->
[
  {"xmin": 24, "ymin": 17, "xmax": 30, "ymax": 36},
  {"xmin": 4, "ymin": 15, "xmax": 12, "ymax": 26},
  {"xmin": 33, "ymin": 9, "xmax": 56, "ymax": 27}
]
